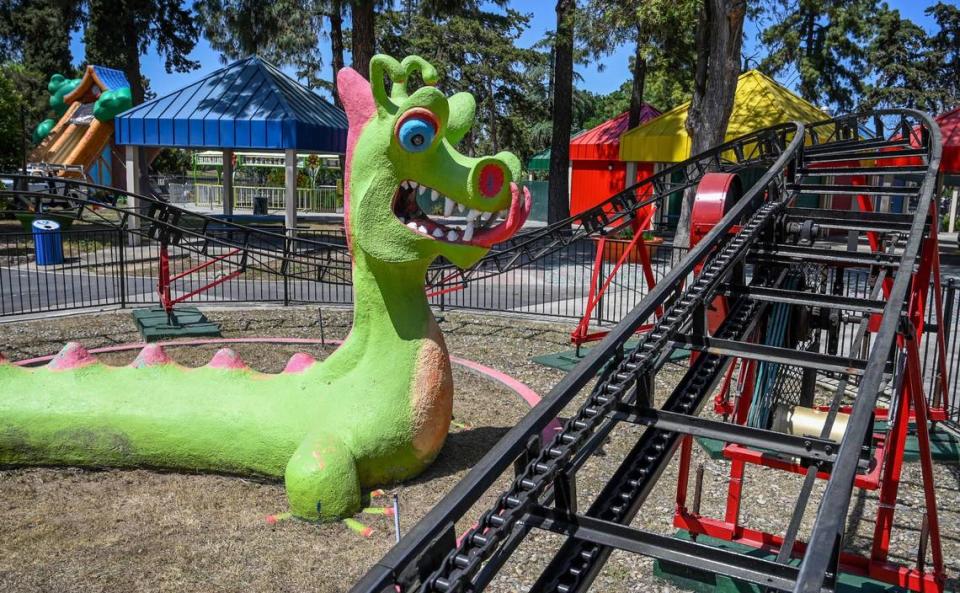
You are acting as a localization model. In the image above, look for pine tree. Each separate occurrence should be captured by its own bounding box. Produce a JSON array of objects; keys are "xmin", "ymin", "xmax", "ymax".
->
[
  {"xmin": 579, "ymin": 0, "xmax": 698, "ymax": 127},
  {"xmin": 860, "ymin": 8, "xmax": 939, "ymax": 111},
  {"xmin": 758, "ymin": 0, "xmax": 878, "ymax": 112},
  {"xmin": 84, "ymin": 0, "xmax": 199, "ymax": 104},
  {"xmin": 194, "ymin": 0, "xmax": 325, "ymax": 88},
  {"xmin": 927, "ymin": 2, "xmax": 960, "ymax": 111}
]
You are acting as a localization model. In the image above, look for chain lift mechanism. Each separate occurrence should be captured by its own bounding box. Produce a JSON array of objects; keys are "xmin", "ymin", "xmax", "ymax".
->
[{"xmin": 349, "ymin": 109, "xmax": 950, "ymax": 593}]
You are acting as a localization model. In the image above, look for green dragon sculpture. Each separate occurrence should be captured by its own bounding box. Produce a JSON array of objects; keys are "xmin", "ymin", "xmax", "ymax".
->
[{"xmin": 0, "ymin": 54, "xmax": 532, "ymax": 521}]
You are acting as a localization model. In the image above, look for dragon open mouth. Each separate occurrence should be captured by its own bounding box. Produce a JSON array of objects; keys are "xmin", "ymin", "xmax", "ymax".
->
[{"xmin": 392, "ymin": 180, "xmax": 532, "ymax": 248}]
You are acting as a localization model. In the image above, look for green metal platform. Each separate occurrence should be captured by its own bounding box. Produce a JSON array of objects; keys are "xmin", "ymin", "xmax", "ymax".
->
[
  {"xmin": 132, "ymin": 307, "xmax": 222, "ymax": 342},
  {"xmin": 654, "ymin": 530, "xmax": 905, "ymax": 593}
]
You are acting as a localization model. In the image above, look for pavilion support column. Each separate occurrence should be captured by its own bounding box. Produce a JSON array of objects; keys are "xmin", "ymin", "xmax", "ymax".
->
[
  {"xmin": 625, "ymin": 161, "xmax": 637, "ymax": 188},
  {"xmin": 949, "ymin": 188, "xmax": 958, "ymax": 234},
  {"xmin": 222, "ymin": 149, "xmax": 234, "ymax": 217},
  {"xmin": 285, "ymin": 149, "xmax": 298, "ymax": 237},
  {"xmin": 124, "ymin": 145, "xmax": 141, "ymax": 246}
]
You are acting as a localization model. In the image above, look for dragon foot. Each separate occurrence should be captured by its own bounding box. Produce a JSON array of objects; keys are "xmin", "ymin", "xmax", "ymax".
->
[{"xmin": 285, "ymin": 432, "xmax": 361, "ymax": 522}]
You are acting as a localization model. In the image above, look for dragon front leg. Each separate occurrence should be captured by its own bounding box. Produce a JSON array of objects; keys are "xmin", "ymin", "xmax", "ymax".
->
[{"xmin": 284, "ymin": 431, "xmax": 361, "ymax": 522}]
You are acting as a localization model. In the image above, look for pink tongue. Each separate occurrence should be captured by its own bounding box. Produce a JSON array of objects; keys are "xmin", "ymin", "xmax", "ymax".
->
[{"xmin": 472, "ymin": 183, "xmax": 531, "ymax": 247}]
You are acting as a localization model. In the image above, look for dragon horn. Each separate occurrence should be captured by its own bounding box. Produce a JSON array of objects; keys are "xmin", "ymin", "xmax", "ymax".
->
[
  {"xmin": 48, "ymin": 342, "xmax": 97, "ymax": 371},
  {"xmin": 208, "ymin": 348, "xmax": 248, "ymax": 370},
  {"xmin": 283, "ymin": 353, "xmax": 317, "ymax": 374}
]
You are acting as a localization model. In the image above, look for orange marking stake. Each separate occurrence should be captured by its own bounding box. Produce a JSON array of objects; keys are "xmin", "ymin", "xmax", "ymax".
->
[
  {"xmin": 265, "ymin": 512, "xmax": 292, "ymax": 525},
  {"xmin": 344, "ymin": 518, "xmax": 373, "ymax": 537},
  {"xmin": 361, "ymin": 507, "xmax": 396, "ymax": 517}
]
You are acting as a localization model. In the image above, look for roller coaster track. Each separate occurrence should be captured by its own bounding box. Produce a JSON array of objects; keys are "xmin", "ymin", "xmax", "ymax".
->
[
  {"xmin": 0, "ymin": 121, "xmax": 795, "ymax": 293},
  {"xmin": 347, "ymin": 109, "xmax": 947, "ymax": 593}
]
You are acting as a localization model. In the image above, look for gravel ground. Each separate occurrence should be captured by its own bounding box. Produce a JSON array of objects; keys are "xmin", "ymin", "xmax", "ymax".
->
[{"xmin": 0, "ymin": 306, "xmax": 957, "ymax": 593}]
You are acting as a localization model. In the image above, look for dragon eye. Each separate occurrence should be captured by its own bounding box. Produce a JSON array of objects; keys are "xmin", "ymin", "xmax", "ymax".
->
[{"xmin": 397, "ymin": 114, "xmax": 437, "ymax": 153}]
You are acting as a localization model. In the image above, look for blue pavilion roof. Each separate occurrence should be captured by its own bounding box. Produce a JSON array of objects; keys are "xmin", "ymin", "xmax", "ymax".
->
[{"xmin": 114, "ymin": 56, "xmax": 347, "ymax": 152}]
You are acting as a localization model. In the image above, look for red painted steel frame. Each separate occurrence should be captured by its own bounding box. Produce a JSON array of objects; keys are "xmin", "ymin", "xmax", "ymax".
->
[
  {"xmin": 669, "ymin": 177, "xmax": 949, "ymax": 592},
  {"xmin": 571, "ymin": 204, "xmax": 659, "ymax": 346},
  {"xmin": 157, "ymin": 242, "xmax": 244, "ymax": 313}
]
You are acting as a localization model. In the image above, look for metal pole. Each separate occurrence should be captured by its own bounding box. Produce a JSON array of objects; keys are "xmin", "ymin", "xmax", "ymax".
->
[
  {"xmin": 118, "ymin": 228, "xmax": 127, "ymax": 308},
  {"xmin": 392, "ymin": 494, "xmax": 401, "ymax": 544}
]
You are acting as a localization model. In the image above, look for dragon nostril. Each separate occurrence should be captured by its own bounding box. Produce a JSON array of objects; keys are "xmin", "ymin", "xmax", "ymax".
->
[{"xmin": 478, "ymin": 164, "xmax": 505, "ymax": 198}]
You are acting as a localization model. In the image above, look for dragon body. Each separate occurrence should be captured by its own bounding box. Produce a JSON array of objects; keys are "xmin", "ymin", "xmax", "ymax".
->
[{"xmin": 0, "ymin": 55, "xmax": 532, "ymax": 521}]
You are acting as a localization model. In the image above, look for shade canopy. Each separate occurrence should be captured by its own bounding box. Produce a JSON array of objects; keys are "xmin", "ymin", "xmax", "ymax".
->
[
  {"xmin": 570, "ymin": 107, "xmax": 660, "ymax": 161},
  {"xmin": 936, "ymin": 106, "xmax": 960, "ymax": 174},
  {"xmin": 114, "ymin": 56, "xmax": 347, "ymax": 153},
  {"xmin": 620, "ymin": 70, "xmax": 827, "ymax": 163}
]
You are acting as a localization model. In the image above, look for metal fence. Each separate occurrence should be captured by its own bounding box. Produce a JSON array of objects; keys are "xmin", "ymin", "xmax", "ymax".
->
[
  {"xmin": 193, "ymin": 184, "xmax": 341, "ymax": 212},
  {"xmin": 1, "ymin": 226, "xmax": 958, "ymax": 426}
]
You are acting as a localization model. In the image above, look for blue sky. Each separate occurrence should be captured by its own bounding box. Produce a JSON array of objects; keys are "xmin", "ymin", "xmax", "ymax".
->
[{"xmin": 68, "ymin": 0, "xmax": 945, "ymax": 100}]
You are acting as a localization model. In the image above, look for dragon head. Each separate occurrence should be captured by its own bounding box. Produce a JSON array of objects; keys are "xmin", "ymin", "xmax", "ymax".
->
[{"xmin": 337, "ymin": 54, "xmax": 531, "ymax": 269}]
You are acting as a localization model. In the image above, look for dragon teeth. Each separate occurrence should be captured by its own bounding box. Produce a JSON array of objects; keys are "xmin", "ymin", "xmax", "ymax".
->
[
  {"xmin": 463, "ymin": 221, "xmax": 475, "ymax": 242},
  {"xmin": 406, "ymin": 222, "xmax": 418, "ymax": 230},
  {"xmin": 444, "ymin": 198, "xmax": 455, "ymax": 216},
  {"xmin": 431, "ymin": 189, "xmax": 439, "ymax": 201},
  {"xmin": 432, "ymin": 227, "xmax": 444, "ymax": 238},
  {"xmin": 401, "ymin": 181, "xmax": 409, "ymax": 189},
  {"xmin": 446, "ymin": 229, "xmax": 459, "ymax": 241},
  {"xmin": 417, "ymin": 224, "xmax": 428, "ymax": 234},
  {"xmin": 467, "ymin": 208, "xmax": 481, "ymax": 221}
]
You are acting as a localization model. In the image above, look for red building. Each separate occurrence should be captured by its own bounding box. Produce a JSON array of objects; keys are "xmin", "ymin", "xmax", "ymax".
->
[{"xmin": 568, "ymin": 107, "xmax": 660, "ymax": 216}]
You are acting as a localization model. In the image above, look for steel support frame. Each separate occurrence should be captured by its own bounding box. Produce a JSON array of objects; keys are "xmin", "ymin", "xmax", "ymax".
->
[{"xmin": 671, "ymin": 111, "xmax": 947, "ymax": 593}]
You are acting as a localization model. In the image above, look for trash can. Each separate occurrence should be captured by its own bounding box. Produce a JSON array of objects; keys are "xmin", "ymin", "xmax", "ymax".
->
[
  {"xmin": 253, "ymin": 195, "xmax": 269, "ymax": 216},
  {"xmin": 32, "ymin": 219, "xmax": 64, "ymax": 265}
]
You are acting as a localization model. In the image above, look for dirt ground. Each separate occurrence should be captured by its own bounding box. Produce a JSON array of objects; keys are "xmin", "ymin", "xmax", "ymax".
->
[{"xmin": 0, "ymin": 307, "xmax": 957, "ymax": 593}]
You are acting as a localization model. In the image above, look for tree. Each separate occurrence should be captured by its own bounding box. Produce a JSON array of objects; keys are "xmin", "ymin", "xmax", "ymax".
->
[
  {"xmin": 0, "ymin": 0, "xmax": 81, "ymax": 130},
  {"xmin": 194, "ymin": 0, "xmax": 325, "ymax": 88},
  {"xmin": 579, "ymin": 0, "xmax": 697, "ymax": 129},
  {"xmin": 84, "ymin": 0, "xmax": 199, "ymax": 104},
  {"xmin": 328, "ymin": 0, "xmax": 346, "ymax": 107},
  {"xmin": 151, "ymin": 148, "xmax": 193, "ymax": 176},
  {"xmin": 927, "ymin": 2, "xmax": 960, "ymax": 111},
  {"xmin": 0, "ymin": 66, "xmax": 28, "ymax": 171},
  {"xmin": 758, "ymin": 0, "xmax": 878, "ymax": 112},
  {"xmin": 351, "ymin": 0, "xmax": 376, "ymax": 79},
  {"xmin": 674, "ymin": 0, "xmax": 745, "ymax": 251},
  {"xmin": 860, "ymin": 8, "xmax": 939, "ymax": 111},
  {"xmin": 548, "ymin": 0, "xmax": 575, "ymax": 224},
  {"xmin": 0, "ymin": 0, "xmax": 79, "ymax": 75}
]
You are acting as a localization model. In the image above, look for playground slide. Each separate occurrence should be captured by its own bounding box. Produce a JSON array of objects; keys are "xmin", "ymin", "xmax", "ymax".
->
[{"xmin": 29, "ymin": 108, "xmax": 113, "ymax": 178}]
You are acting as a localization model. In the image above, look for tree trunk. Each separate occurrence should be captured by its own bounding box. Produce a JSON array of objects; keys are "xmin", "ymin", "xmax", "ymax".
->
[
  {"xmin": 350, "ymin": 0, "xmax": 376, "ymax": 80},
  {"xmin": 673, "ymin": 0, "xmax": 745, "ymax": 252},
  {"xmin": 628, "ymin": 33, "xmax": 647, "ymax": 130},
  {"xmin": 547, "ymin": 0, "xmax": 575, "ymax": 225},
  {"xmin": 329, "ymin": 0, "xmax": 345, "ymax": 108},
  {"xmin": 123, "ymin": 12, "xmax": 145, "ymax": 104}
]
